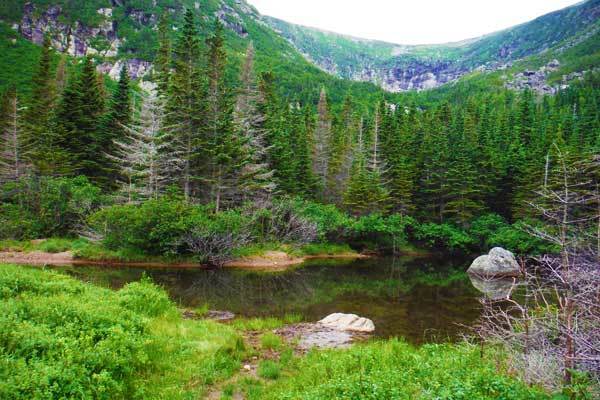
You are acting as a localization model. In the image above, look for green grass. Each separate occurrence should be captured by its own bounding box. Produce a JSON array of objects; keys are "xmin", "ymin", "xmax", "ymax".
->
[
  {"xmin": 253, "ymin": 340, "xmax": 552, "ymax": 399},
  {"xmin": 258, "ymin": 360, "xmax": 281, "ymax": 380},
  {"xmin": 260, "ymin": 332, "xmax": 283, "ymax": 350},
  {"xmin": 230, "ymin": 314, "xmax": 302, "ymax": 331},
  {"xmin": 0, "ymin": 264, "xmax": 244, "ymax": 399},
  {"xmin": 299, "ymin": 243, "xmax": 355, "ymax": 256}
]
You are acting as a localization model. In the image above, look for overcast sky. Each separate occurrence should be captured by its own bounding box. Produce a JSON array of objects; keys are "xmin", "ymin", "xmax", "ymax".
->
[{"xmin": 247, "ymin": 0, "xmax": 582, "ymax": 45}]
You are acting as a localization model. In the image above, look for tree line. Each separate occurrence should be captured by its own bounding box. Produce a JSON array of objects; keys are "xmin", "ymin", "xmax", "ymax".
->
[{"xmin": 1, "ymin": 8, "xmax": 599, "ymax": 228}]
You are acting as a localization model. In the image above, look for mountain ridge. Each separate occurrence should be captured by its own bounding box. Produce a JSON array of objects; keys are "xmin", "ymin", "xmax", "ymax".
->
[{"xmin": 264, "ymin": 0, "xmax": 600, "ymax": 91}]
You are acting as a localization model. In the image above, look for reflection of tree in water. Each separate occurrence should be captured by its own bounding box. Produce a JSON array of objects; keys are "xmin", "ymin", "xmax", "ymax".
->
[{"xmin": 52, "ymin": 257, "xmax": 482, "ymax": 343}]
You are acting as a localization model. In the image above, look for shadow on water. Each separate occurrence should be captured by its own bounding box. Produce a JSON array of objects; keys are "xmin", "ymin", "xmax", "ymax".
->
[{"xmin": 49, "ymin": 256, "xmax": 482, "ymax": 344}]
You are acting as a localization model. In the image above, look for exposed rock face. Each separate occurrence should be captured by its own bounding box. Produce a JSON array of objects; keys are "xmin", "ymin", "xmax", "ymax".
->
[
  {"xmin": 215, "ymin": 3, "xmax": 248, "ymax": 38},
  {"xmin": 467, "ymin": 247, "xmax": 521, "ymax": 278},
  {"xmin": 19, "ymin": 2, "xmax": 118, "ymax": 58},
  {"xmin": 97, "ymin": 59, "xmax": 153, "ymax": 80},
  {"xmin": 505, "ymin": 59, "xmax": 562, "ymax": 95},
  {"xmin": 318, "ymin": 313, "xmax": 375, "ymax": 333}
]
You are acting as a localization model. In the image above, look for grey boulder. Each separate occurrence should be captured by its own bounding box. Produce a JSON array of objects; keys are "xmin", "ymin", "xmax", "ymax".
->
[{"xmin": 467, "ymin": 247, "xmax": 521, "ymax": 278}]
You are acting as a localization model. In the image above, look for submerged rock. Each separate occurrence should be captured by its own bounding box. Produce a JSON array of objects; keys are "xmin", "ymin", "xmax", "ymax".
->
[
  {"xmin": 319, "ymin": 313, "xmax": 375, "ymax": 333},
  {"xmin": 467, "ymin": 247, "xmax": 521, "ymax": 278}
]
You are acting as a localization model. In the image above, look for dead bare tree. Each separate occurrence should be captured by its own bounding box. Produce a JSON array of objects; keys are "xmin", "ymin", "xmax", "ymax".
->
[
  {"xmin": 474, "ymin": 147, "xmax": 600, "ymax": 393},
  {"xmin": 184, "ymin": 229, "xmax": 252, "ymax": 268}
]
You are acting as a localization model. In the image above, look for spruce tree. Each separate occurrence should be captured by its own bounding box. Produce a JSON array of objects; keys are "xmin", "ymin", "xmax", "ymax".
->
[
  {"xmin": 55, "ymin": 57, "xmax": 106, "ymax": 183},
  {"xmin": 313, "ymin": 87, "xmax": 331, "ymax": 200},
  {"xmin": 343, "ymin": 116, "xmax": 389, "ymax": 215},
  {"xmin": 233, "ymin": 42, "xmax": 275, "ymax": 205},
  {"xmin": 155, "ymin": 13, "xmax": 172, "ymax": 98},
  {"xmin": 204, "ymin": 20, "xmax": 238, "ymax": 211},
  {"xmin": 163, "ymin": 9, "xmax": 203, "ymax": 200},
  {"xmin": 0, "ymin": 87, "xmax": 28, "ymax": 184},
  {"xmin": 102, "ymin": 65, "xmax": 132, "ymax": 183}
]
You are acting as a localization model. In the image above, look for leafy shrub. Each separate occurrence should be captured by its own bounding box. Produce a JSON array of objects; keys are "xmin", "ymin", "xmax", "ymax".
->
[
  {"xmin": 88, "ymin": 199, "xmax": 202, "ymax": 255},
  {"xmin": 347, "ymin": 213, "xmax": 415, "ymax": 250},
  {"xmin": 413, "ymin": 222, "xmax": 476, "ymax": 252},
  {"xmin": 286, "ymin": 198, "xmax": 351, "ymax": 241},
  {"xmin": 0, "ymin": 265, "xmax": 244, "ymax": 399},
  {"xmin": 0, "ymin": 176, "xmax": 104, "ymax": 240},
  {"xmin": 487, "ymin": 220, "xmax": 557, "ymax": 255},
  {"xmin": 469, "ymin": 214, "xmax": 509, "ymax": 249},
  {"xmin": 0, "ymin": 265, "xmax": 150, "ymax": 399},
  {"xmin": 118, "ymin": 277, "xmax": 174, "ymax": 317}
]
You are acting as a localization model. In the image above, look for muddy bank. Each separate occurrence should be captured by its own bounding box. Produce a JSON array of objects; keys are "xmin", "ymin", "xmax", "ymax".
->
[{"xmin": 0, "ymin": 249, "xmax": 368, "ymax": 270}]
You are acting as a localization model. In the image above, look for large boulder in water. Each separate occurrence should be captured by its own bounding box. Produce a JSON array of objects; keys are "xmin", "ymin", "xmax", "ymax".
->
[
  {"xmin": 318, "ymin": 313, "xmax": 375, "ymax": 333},
  {"xmin": 467, "ymin": 247, "xmax": 521, "ymax": 278}
]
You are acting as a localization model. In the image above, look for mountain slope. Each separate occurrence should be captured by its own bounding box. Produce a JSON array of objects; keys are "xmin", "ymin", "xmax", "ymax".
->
[
  {"xmin": 0, "ymin": 0, "xmax": 398, "ymax": 109},
  {"xmin": 265, "ymin": 0, "xmax": 600, "ymax": 92}
]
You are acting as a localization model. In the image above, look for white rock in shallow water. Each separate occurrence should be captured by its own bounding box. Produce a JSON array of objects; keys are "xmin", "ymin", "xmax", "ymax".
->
[{"xmin": 318, "ymin": 313, "xmax": 375, "ymax": 333}]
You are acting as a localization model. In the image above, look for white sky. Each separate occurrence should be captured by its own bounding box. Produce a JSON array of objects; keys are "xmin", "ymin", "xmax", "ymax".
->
[{"xmin": 247, "ymin": 0, "xmax": 583, "ymax": 45}]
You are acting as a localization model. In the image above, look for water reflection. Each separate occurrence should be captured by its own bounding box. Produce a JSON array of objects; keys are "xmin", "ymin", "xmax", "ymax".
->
[
  {"xmin": 49, "ymin": 256, "xmax": 481, "ymax": 344},
  {"xmin": 468, "ymin": 275, "xmax": 517, "ymax": 300}
]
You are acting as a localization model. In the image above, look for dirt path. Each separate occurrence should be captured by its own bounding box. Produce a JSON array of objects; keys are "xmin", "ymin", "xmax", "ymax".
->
[{"xmin": 0, "ymin": 250, "xmax": 368, "ymax": 270}]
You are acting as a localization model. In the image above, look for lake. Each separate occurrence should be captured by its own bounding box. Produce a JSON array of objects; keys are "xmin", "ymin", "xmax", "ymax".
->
[{"xmin": 49, "ymin": 256, "xmax": 482, "ymax": 344}]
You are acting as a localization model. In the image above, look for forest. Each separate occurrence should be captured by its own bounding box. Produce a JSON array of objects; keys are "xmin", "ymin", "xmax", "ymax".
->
[
  {"xmin": 1, "ymin": 9, "xmax": 598, "ymax": 261},
  {"xmin": 0, "ymin": 4, "xmax": 599, "ymax": 399}
]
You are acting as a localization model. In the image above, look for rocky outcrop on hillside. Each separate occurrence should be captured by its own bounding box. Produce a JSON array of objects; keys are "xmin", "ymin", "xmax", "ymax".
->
[
  {"xmin": 9, "ymin": 0, "xmax": 253, "ymax": 80},
  {"xmin": 18, "ymin": 2, "xmax": 118, "ymax": 57},
  {"xmin": 351, "ymin": 61, "xmax": 468, "ymax": 92},
  {"xmin": 505, "ymin": 59, "xmax": 562, "ymax": 95}
]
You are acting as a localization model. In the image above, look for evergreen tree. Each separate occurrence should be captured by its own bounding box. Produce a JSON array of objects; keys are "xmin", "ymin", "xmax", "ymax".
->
[
  {"xmin": 55, "ymin": 57, "xmax": 106, "ymax": 184},
  {"xmin": 204, "ymin": 20, "xmax": 238, "ymax": 211},
  {"xmin": 382, "ymin": 103, "xmax": 415, "ymax": 215},
  {"xmin": 313, "ymin": 87, "xmax": 331, "ymax": 199},
  {"xmin": 21, "ymin": 35, "xmax": 69, "ymax": 176},
  {"xmin": 103, "ymin": 65, "xmax": 132, "ymax": 183},
  {"xmin": 326, "ymin": 95, "xmax": 355, "ymax": 204},
  {"xmin": 0, "ymin": 87, "xmax": 28, "ymax": 184},
  {"xmin": 163, "ymin": 9, "xmax": 204, "ymax": 200},
  {"xmin": 233, "ymin": 42, "xmax": 275, "ymax": 205},
  {"xmin": 155, "ymin": 13, "xmax": 172, "ymax": 97},
  {"xmin": 343, "ymin": 116, "xmax": 389, "ymax": 215}
]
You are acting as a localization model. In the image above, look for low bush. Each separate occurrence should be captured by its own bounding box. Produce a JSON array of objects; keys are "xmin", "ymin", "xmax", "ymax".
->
[
  {"xmin": 0, "ymin": 176, "xmax": 104, "ymax": 240},
  {"xmin": 260, "ymin": 340, "xmax": 550, "ymax": 399},
  {"xmin": 413, "ymin": 222, "xmax": 476, "ymax": 252},
  {"xmin": 118, "ymin": 277, "xmax": 174, "ymax": 318},
  {"xmin": 88, "ymin": 199, "xmax": 202, "ymax": 255},
  {"xmin": 0, "ymin": 265, "xmax": 244, "ymax": 399}
]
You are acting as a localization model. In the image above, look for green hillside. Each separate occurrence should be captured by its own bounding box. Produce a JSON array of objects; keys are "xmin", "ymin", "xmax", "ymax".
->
[{"xmin": 266, "ymin": 0, "xmax": 600, "ymax": 91}]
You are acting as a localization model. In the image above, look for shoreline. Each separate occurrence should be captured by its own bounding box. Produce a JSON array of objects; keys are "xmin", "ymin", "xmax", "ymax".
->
[{"xmin": 0, "ymin": 250, "xmax": 370, "ymax": 270}]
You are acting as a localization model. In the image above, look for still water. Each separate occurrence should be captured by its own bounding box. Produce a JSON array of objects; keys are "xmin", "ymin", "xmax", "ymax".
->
[{"xmin": 50, "ymin": 256, "xmax": 482, "ymax": 344}]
